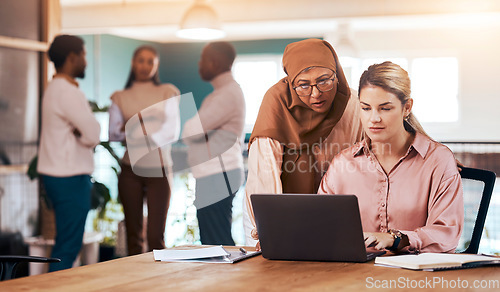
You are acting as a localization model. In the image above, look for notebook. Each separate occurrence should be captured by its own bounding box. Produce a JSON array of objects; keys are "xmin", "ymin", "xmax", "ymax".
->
[
  {"xmin": 251, "ymin": 194, "xmax": 385, "ymax": 262},
  {"xmin": 375, "ymin": 253, "xmax": 500, "ymax": 271}
]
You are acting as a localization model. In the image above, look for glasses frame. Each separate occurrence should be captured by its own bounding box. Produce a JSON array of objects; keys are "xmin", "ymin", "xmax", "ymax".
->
[{"xmin": 292, "ymin": 73, "xmax": 337, "ymax": 97}]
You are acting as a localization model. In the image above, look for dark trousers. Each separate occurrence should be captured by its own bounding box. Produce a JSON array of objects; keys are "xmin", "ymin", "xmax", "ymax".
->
[
  {"xmin": 42, "ymin": 175, "xmax": 91, "ymax": 272},
  {"xmin": 118, "ymin": 164, "xmax": 171, "ymax": 255},
  {"xmin": 195, "ymin": 169, "xmax": 243, "ymax": 246}
]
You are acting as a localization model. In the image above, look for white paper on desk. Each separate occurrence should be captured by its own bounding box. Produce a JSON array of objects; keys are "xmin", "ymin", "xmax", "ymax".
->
[{"xmin": 153, "ymin": 246, "xmax": 230, "ymax": 261}]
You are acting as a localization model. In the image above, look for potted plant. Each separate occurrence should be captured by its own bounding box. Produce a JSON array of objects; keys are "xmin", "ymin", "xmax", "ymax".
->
[{"xmin": 92, "ymin": 198, "xmax": 123, "ymax": 261}]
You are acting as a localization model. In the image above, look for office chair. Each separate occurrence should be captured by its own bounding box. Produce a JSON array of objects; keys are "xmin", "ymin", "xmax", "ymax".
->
[
  {"xmin": 0, "ymin": 255, "xmax": 60, "ymax": 281},
  {"xmin": 457, "ymin": 167, "xmax": 496, "ymax": 254}
]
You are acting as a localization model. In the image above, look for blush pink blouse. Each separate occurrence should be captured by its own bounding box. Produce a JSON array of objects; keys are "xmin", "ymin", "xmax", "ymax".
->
[{"xmin": 318, "ymin": 132, "xmax": 463, "ymax": 253}]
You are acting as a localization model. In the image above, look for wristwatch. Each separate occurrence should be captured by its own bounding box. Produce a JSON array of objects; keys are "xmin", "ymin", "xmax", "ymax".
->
[{"xmin": 388, "ymin": 229, "xmax": 402, "ymax": 251}]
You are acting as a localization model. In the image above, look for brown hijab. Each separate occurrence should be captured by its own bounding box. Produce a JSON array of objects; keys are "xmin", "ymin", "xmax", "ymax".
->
[{"xmin": 249, "ymin": 38, "xmax": 351, "ymax": 193}]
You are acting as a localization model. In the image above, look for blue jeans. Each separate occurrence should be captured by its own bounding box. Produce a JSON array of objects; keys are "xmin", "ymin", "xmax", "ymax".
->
[{"xmin": 41, "ymin": 175, "xmax": 91, "ymax": 272}]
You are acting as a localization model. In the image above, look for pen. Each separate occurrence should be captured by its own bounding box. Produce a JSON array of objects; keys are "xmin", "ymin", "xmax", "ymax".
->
[
  {"xmin": 239, "ymin": 247, "xmax": 247, "ymax": 254},
  {"xmin": 220, "ymin": 245, "xmax": 231, "ymax": 258}
]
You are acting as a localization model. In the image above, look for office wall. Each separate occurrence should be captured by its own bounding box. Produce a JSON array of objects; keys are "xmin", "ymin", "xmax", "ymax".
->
[
  {"xmin": 80, "ymin": 35, "xmax": 304, "ymax": 110},
  {"xmin": 79, "ymin": 34, "xmax": 161, "ymax": 106}
]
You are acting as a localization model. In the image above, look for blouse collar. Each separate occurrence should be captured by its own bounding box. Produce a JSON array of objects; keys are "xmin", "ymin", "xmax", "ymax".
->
[{"xmin": 352, "ymin": 132, "xmax": 430, "ymax": 159}]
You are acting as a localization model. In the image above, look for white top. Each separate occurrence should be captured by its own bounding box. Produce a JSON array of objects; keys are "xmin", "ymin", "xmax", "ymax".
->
[
  {"xmin": 182, "ymin": 71, "xmax": 246, "ymax": 178},
  {"xmin": 38, "ymin": 77, "xmax": 101, "ymax": 177},
  {"xmin": 108, "ymin": 82, "xmax": 181, "ymax": 170},
  {"xmin": 108, "ymin": 99, "xmax": 180, "ymax": 148}
]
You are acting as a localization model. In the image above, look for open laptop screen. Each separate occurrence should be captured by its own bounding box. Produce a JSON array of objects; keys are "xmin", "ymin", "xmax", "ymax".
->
[{"xmin": 251, "ymin": 194, "xmax": 383, "ymax": 262}]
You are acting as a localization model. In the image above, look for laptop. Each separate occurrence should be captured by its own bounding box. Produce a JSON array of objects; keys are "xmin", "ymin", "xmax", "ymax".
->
[{"xmin": 250, "ymin": 194, "xmax": 385, "ymax": 262}]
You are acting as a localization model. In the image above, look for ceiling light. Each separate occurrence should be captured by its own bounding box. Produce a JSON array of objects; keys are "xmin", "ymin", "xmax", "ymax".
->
[{"xmin": 176, "ymin": 0, "xmax": 226, "ymax": 40}]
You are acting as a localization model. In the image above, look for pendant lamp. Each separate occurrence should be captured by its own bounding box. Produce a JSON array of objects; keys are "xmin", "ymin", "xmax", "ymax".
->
[{"xmin": 176, "ymin": 0, "xmax": 226, "ymax": 40}]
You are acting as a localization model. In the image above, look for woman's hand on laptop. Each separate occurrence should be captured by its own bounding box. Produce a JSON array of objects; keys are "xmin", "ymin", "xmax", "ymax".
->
[
  {"xmin": 251, "ymin": 228, "xmax": 261, "ymax": 251},
  {"xmin": 363, "ymin": 232, "xmax": 395, "ymax": 250},
  {"xmin": 251, "ymin": 228, "xmax": 259, "ymax": 240}
]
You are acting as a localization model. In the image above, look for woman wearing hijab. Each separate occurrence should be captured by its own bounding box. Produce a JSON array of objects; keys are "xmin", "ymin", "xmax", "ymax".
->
[
  {"xmin": 319, "ymin": 62, "xmax": 463, "ymax": 253},
  {"xmin": 243, "ymin": 39, "xmax": 363, "ymax": 246}
]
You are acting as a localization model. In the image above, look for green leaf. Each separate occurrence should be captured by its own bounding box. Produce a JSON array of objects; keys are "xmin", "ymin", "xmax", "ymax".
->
[
  {"xmin": 88, "ymin": 101, "xmax": 110, "ymax": 113},
  {"xmin": 27, "ymin": 155, "xmax": 39, "ymax": 180},
  {"xmin": 91, "ymin": 180, "xmax": 111, "ymax": 215},
  {"xmin": 99, "ymin": 142, "xmax": 121, "ymax": 165}
]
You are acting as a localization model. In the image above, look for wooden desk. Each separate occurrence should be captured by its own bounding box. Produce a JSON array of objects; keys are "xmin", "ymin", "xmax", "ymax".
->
[{"xmin": 1, "ymin": 247, "xmax": 499, "ymax": 291}]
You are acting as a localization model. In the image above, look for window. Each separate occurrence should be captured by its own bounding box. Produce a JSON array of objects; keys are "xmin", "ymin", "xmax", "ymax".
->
[
  {"xmin": 233, "ymin": 55, "xmax": 285, "ymax": 132},
  {"xmin": 234, "ymin": 54, "xmax": 459, "ymax": 131},
  {"xmin": 341, "ymin": 56, "xmax": 459, "ymax": 123},
  {"xmin": 411, "ymin": 58, "xmax": 459, "ymax": 123}
]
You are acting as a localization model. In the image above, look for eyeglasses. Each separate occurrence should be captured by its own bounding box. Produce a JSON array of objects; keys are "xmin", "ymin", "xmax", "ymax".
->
[{"xmin": 293, "ymin": 73, "xmax": 336, "ymax": 97}]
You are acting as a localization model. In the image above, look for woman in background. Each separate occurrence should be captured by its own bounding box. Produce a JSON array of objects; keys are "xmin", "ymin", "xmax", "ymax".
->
[
  {"xmin": 243, "ymin": 39, "xmax": 363, "ymax": 246},
  {"xmin": 109, "ymin": 45, "xmax": 180, "ymax": 255},
  {"xmin": 318, "ymin": 61, "xmax": 463, "ymax": 253}
]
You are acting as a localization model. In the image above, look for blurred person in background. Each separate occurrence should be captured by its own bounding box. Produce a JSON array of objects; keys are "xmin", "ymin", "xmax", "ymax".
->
[
  {"xmin": 108, "ymin": 45, "xmax": 180, "ymax": 255},
  {"xmin": 182, "ymin": 42, "xmax": 245, "ymax": 245},
  {"xmin": 38, "ymin": 34, "xmax": 101, "ymax": 271}
]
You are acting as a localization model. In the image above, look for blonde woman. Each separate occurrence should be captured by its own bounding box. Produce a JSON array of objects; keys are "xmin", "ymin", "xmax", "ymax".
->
[{"xmin": 318, "ymin": 62, "xmax": 463, "ymax": 253}]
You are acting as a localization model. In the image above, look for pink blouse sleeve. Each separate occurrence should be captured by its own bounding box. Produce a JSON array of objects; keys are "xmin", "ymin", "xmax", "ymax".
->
[{"xmin": 402, "ymin": 173, "xmax": 464, "ymax": 253}]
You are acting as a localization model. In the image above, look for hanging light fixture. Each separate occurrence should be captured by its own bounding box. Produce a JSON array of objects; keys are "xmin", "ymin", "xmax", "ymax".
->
[{"xmin": 176, "ymin": 0, "xmax": 226, "ymax": 40}]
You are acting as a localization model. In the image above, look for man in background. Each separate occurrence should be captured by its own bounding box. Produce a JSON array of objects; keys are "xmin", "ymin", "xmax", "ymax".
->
[
  {"xmin": 182, "ymin": 42, "xmax": 246, "ymax": 245},
  {"xmin": 37, "ymin": 35, "xmax": 101, "ymax": 271}
]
